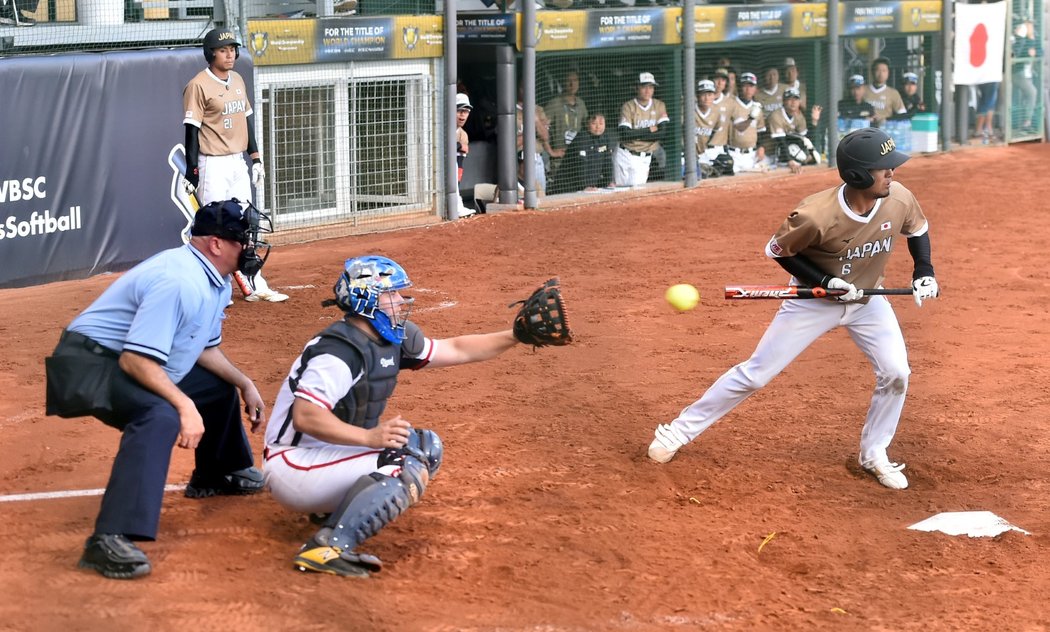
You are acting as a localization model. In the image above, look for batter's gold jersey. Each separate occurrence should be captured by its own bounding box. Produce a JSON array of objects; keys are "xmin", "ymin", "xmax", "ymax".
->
[
  {"xmin": 183, "ymin": 69, "xmax": 253, "ymax": 156},
  {"xmin": 862, "ymin": 85, "xmax": 906, "ymax": 122},
  {"xmin": 765, "ymin": 182, "xmax": 928, "ymax": 295},
  {"xmin": 619, "ymin": 98, "xmax": 669, "ymax": 153}
]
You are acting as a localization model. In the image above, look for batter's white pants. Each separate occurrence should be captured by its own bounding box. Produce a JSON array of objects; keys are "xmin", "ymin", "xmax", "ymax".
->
[
  {"xmin": 263, "ymin": 444, "xmax": 384, "ymax": 513},
  {"xmin": 613, "ymin": 146, "xmax": 652, "ymax": 187},
  {"xmin": 667, "ymin": 295, "xmax": 910, "ymax": 467},
  {"xmin": 198, "ymin": 154, "xmax": 276, "ymax": 296}
]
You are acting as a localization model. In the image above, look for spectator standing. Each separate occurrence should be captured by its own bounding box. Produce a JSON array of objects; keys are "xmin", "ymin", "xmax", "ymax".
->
[
  {"xmin": 516, "ymin": 93, "xmax": 554, "ymax": 196},
  {"xmin": 973, "ymin": 79, "xmax": 998, "ymax": 143},
  {"xmin": 863, "ymin": 57, "xmax": 908, "ymax": 124},
  {"xmin": 614, "ymin": 72, "xmax": 669, "ymax": 186}
]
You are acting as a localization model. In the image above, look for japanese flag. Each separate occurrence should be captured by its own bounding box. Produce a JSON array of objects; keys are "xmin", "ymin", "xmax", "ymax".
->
[{"xmin": 954, "ymin": 1, "xmax": 1007, "ymax": 85}]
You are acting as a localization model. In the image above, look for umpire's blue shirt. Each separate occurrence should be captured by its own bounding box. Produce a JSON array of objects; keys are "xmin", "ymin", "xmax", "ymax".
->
[{"xmin": 69, "ymin": 244, "xmax": 232, "ymax": 383}]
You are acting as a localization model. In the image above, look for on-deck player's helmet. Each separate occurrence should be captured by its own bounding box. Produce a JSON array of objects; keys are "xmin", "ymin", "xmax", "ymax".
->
[
  {"xmin": 203, "ymin": 28, "xmax": 241, "ymax": 64},
  {"xmin": 836, "ymin": 127, "xmax": 909, "ymax": 189},
  {"xmin": 333, "ymin": 255, "xmax": 414, "ymax": 344}
]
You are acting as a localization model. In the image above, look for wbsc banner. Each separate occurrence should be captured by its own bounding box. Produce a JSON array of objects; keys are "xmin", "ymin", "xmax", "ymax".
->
[{"xmin": 0, "ymin": 48, "xmax": 254, "ymax": 288}]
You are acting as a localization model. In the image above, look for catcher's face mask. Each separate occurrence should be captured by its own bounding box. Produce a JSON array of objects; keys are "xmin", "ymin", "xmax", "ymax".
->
[{"xmin": 333, "ymin": 255, "xmax": 414, "ymax": 344}]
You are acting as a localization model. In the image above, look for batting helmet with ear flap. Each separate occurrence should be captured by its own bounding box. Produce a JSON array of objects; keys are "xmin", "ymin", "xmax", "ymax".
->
[
  {"xmin": 836, "ymin": 127, "xmax": 909, "ymax": 189},
  {"xmin": 713, "ymin": 152, "xmax": 735, "ymax": 176},
  {"xmin": 203, "ymin": 28, "xmax": 241, "ymax": 64}
]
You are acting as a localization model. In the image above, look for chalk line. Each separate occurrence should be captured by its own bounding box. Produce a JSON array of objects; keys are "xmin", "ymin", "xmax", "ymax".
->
[{"xmin": 0, "ymin": 484, "xmax": 186, "ymax": 503}]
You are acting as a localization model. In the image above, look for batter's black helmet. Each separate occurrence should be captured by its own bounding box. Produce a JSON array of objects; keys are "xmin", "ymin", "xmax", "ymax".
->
[
  {"xmin": 836, "ymin": 127, "xmax": 909, "ymax": 189},
  {"xmin": 203, "ymin": 28, "xmax": 240, "ymax": 64}
]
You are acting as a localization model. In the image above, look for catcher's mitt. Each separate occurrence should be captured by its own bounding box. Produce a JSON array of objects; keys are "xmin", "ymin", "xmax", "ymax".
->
[{"xmin": 509, "ymin": 278, "xmax": 573, "ymax": 347}]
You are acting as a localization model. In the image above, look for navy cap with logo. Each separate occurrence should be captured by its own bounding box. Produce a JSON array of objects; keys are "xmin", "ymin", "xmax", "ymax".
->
[
  {"xmin": 739, "ymin": 72, "xmax": 758, "ymax": 85},
  {"xmin": 191, "ymin": 199, "xmax": 258, "ymax": 243},
  {"xmin": 848, "ymin": 74, "xmax": 865, "ymax": 88},
  {"xmin": 784, "ymin": 87, "xmax": 801, "ymax": 99}
]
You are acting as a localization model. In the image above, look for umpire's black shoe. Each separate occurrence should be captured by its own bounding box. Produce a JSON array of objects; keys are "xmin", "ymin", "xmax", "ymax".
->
[
  {"xmin": 78, "ymin": 534, "xmax": 152, "ymax": 579},
  {"xmin": 184, "ymin": 466, "xmax": 265, "ymax": 498}
]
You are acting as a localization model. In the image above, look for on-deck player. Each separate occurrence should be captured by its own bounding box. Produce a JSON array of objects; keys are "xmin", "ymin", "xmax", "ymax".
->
[
  {"xmin": 647, "ymin": 127, "xmax": 940, "ymax": 490},
  {"xmin": 182, "ymin": 28, "xmax": 288, "ymax": 303}
]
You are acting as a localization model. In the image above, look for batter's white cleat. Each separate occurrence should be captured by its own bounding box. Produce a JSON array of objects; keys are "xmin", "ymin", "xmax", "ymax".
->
[
  {"xmin": 648, "ymin": 424, "xmax": 686, "ymax": 463},
  {"xmin": 245, "ymin": 288, "xmax": 289, "ymax": 303},
  {"xmin": 862, "ymin": 460, "xmax": 908, "ymax": 490}
]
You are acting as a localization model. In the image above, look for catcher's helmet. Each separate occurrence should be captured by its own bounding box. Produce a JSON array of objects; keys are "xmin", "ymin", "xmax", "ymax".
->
[
  {"xmin": 334, "ymin": 255, "xmax": 414, "ymax": 344},
  {"xmin": 203, "ymin": 28, "xmax": 241, "ymax": 64},
  {"xmin": 836, "ymin": 127, "xmax": 909, "ymax": 189}
]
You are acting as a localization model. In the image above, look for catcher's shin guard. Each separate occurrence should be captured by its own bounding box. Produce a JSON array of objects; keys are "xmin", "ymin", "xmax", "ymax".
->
[{"xmin": 323, "ymin": 455, "xmax": 431, "ymax": 553}]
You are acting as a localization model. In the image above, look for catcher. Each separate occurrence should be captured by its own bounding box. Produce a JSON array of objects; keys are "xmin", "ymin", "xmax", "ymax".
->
[{"xmin": 262, "ymin": 255, "xmax": 571, "ymax": 577}]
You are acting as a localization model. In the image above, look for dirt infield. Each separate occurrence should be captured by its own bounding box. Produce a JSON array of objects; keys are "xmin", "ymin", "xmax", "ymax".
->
[{"xmin": 2, "ymin": 143, "xmax": 1048, "ymax": 631}]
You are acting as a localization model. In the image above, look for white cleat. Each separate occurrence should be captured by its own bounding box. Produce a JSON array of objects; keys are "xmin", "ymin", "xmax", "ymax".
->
[
  {"xmin": 245, "ymin": 288, "xmax": 290, "ymax": 303},
  {"xmin": 647, "ymin": 424, "xmax": 686, "ymax": 463},
  {"xmin": 862, "ymin": 460, "xmax": 908, "ymax": 490}
]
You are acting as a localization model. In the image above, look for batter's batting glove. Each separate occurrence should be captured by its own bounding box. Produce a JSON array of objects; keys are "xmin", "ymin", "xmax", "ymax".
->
[
  {"xmin": 251, "ymin": 160, "xmax": 265, "ymax": 187},
  {"xmin": 828, "ymin": 277, "xmax": 863, "ymax": 302},
  {"xmin": 912, "ymin": 276, "xmax": 939, "ymax": 307}
]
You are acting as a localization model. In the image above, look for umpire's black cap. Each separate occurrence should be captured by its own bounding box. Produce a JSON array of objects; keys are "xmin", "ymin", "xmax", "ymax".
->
[{"xmin": 191, "ymin": 199, "xmax": 255, "ymax": 243}]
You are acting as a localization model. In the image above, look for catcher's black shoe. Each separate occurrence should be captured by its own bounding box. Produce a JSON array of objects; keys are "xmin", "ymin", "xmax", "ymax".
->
[
  {"xmin": 78, "ymin": 534, "xmax": 152, "ymax": 580},
  {"xmin": 293, "ymin": 537, "xmax": 381, "ymax": 577},
  {"xmin": 184, "ymin": 466, "xmax": 265, "ymax": 498}
]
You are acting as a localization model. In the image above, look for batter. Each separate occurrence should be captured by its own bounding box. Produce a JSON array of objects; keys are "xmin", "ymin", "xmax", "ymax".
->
[{"xmin": 648, "ymin": 128, "xmax": 940, "ymax": 490}]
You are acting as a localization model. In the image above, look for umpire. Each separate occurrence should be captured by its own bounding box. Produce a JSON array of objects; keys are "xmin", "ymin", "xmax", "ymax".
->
[{"xmin": 45, "ymin": 200, "xmax": 271, "ymax": 579}]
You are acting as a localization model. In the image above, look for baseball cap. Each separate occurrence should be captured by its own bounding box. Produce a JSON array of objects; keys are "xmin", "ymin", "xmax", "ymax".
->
[
  {"xmin": 697, "ymin": 79, "xmax": 716, "ymax": 94},
  {"xmin": 456, "ymin": 93, "xmax": 473, "ymax": 111},
  {"xmin": 848, "ymin": 74, "xmax": 865, "ymax": 87},
  {"xmin": 713, "ymin": 67, "xmax": 729, "ymax": 78},
  {"xmin": 902, "ymin": 72, "xmax": 919, "ymax": 84},
  {"xmin": 739, "ymin": 72, "xmax": 757, "ymax": 85},
  {"xmin": 638, "ymin": 72, "xmax": 658, "ymax": 86},
  {"xmin": 783, "ymin": 57, "xmax": 796, "ymax": 68},
  {"xmin": 191, "ymin": 199, "xmax": 257, "ymax": 243},
  {"xmin": 784, "ymin": 87, "xmax": 801, "ymax": 99}
]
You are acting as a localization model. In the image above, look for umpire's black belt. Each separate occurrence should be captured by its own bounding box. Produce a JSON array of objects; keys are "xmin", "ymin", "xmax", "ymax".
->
[
  {"xmin": 59, "ymin": 330, "xmax": 119, "ymax": 358},
  {"xmin": 620, "ymin": 145, "xmax": 652, "ymax": 157}
]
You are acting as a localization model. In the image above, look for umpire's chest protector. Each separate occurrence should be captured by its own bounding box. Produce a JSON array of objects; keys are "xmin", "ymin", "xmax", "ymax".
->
[{"xmin": 309, "ymin": 321, "xmax": 402, "ymax": 429}]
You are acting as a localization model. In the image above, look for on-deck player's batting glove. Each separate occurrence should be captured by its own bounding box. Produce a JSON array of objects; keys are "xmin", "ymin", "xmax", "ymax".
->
[
  {"xmin": 828, "ymin": 277, "xmax": 863, "ymax": 302},
  {"xmin": 181, "ymin": 172, "xmax": 197, "ymax": 197},
  {"xmin": 252, "ymin": 160, "xmax": 265, "ymax": 187},
  {"xmin": 912, "ymin": 276, "xmax": 939, "ymax": 307}
]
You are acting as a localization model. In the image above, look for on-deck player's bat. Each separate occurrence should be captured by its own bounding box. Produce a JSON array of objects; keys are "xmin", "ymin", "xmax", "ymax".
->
[
  {"xmin": 725, "ymin": 285, "xmax": 914, "ymax": 300},
  {"xmin": 168, "ymin": 147, "xmax": 202, "ymax": 211}
]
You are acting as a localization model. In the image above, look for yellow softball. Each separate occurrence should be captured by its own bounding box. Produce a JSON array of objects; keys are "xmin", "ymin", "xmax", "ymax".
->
[{"xmin": 665, "ymin": 284, "xmax": 700, "ymax": 311}]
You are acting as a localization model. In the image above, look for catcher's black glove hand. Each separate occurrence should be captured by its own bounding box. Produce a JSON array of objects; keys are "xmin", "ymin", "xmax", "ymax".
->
[{"xmin": 509, "ymin": 277, "xmax": 574, "ymax": 347}]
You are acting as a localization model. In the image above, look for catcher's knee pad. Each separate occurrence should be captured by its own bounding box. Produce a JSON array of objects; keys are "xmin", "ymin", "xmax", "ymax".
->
[
  {"xmin": 327, "ymin": 472, "xmax": 413, "ymax": 552},
  {"xmin": 406, "ymin": 428, "xmax": 443, "ymax": 477}
]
